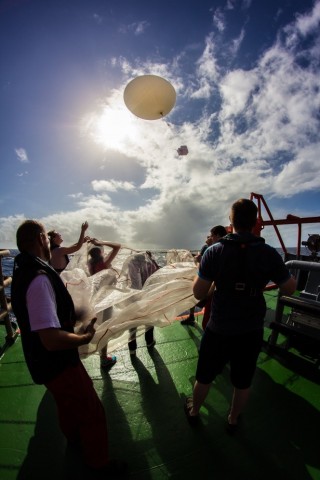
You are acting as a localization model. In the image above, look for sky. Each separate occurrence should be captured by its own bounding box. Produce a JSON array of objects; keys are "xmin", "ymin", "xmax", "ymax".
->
[{"xmin": 1, "ymin": 0, "xmax": 320, "ymax": 251}]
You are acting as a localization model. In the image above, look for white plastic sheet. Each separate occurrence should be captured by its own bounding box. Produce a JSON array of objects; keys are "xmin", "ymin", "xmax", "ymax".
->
[{"xmin": 61, "ymin": 246, "xmax": 198, "ymax": 356}]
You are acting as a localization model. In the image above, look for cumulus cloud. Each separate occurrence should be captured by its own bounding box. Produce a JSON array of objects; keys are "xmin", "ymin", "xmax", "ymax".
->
[
  {"xmin": 273, "ymin": 143, "xmax": 320, "ymax": 195},
  {"xmin": 219, "ymin": 69, "xmax": 258, "ymax": 118},
  {"xmin": 295, "ymin": 1, "xmax": 320, "ymax": 36},
  {"xmin": 68, "ymin": 192, "xmax": 84, "ymax": 199},
  {"xmin": 76, "ymin": 2, "xmax": 320, "ymax": 249},
  {"xmin": 1, "ymin": 2, "xmax": 320, "ymax": 250},
  {"xmin": 136, "ymin": 3, "xmax": 318, "ymax": 246},
  {"xmin": 191, "ymin": 34, "xmax": 219, "ymax": 98},
  {"xmin": 0, "ymin": 214, "xmax": 26, "ymax": 247},
  {"xmin": 91, "ymin": 179, "xmax": 136, "ymax": 192}
]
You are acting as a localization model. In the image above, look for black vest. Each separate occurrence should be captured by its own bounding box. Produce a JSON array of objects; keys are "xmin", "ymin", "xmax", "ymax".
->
[
  {"xmin": 216, "ymin": 233, "xmax": 266, "ymax": 297},
  {"xmin": 11, "ymin": 253, "xmax": 80, "ymax": 384}
]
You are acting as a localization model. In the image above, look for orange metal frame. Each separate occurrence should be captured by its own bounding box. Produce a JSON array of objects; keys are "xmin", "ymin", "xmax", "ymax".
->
[{"xmin": 250, "ymin": 192, "xmax": 320, "ymax": 257}]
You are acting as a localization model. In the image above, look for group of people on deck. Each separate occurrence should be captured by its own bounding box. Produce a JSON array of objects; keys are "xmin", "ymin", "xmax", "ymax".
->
[
  {"xmin": 11, "ymin": 198, "xmax": 296, "ymax": 478},
  {"xmin": 47, "ymin": 224, "xmax": 159, "ymax": 367}
]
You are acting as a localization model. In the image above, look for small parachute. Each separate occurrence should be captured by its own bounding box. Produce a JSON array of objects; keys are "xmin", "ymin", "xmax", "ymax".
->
[{"xmin": 177, "ymin": 145, "xmax": 188, "ymax": 155}]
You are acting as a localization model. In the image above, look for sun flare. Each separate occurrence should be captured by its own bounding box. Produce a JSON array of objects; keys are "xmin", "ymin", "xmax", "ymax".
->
[{"xmin": 86, "ymin": 104, "xmax": 140, "ymax": 151}]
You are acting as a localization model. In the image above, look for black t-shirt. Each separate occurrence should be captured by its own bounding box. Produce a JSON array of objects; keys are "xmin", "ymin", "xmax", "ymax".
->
[{"xmin": 199, "ymin": 233, "xmax": 291, "ymax": 334}]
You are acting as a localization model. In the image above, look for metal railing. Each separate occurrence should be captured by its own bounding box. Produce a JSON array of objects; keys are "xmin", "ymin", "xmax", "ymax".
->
[{"xmin": 0, "ymin": 250, "xmax": 18, "ymax": 354}]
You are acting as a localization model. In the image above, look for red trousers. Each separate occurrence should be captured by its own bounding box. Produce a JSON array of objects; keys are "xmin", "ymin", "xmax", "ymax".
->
[{"xmin": 45, "ymin": 362, "xmax": 108, "ymax": 469}]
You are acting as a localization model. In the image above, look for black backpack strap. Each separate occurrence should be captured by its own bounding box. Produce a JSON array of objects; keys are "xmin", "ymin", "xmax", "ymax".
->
[{"xmin": 216, "ymin": 235, "xmax": 265, "ymax": 296}]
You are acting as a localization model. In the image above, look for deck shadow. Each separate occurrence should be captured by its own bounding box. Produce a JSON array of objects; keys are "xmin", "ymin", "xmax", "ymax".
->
[
  {"xmin": 127, "ymin": 348, "xmax": 236, "ymax": 479},
  {"xmin": 262, "ymin": 343, "xmax": 320, "ymax": 384},
  {"xmin": 210, "ymin": 365, "xmax": 319, "ymax": 479},
  {"xmin": 16, "ymin": 390, "xmax": 87, "ymax": 480},
  {"xmin": 100, "ymin": 368, "xmax": 153, "ymax": 479},
  {"xmin": 246, "ymin": 367, "xmax": 320, "ymax": 478},
  {"xmin": 181, "ymin": 321, "xmax": 203, "ymax": 350}
]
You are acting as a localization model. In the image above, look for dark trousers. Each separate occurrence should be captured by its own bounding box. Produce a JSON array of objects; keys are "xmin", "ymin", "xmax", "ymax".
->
[{"xmin": 128, "ymin": 327, "xmax": 154, "ymax": 351}]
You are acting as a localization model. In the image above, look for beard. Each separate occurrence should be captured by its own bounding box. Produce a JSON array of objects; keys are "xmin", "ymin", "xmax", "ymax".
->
[{"xmin": 43, "ymin": 243, "xmax": 51, "ymax": 263}]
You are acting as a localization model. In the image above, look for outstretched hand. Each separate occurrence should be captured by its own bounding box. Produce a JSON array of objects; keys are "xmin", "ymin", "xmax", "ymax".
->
[
  {"xmin": 88, "ymin": 237, "xmax": 100, "ymax": 246},
  {"xmin": 81, "ymin": 221, "xmax": 89, "ymax": 232},
  {"xmin": 84, "ymin": 317, "xmax": 97, "ymax": 340}
]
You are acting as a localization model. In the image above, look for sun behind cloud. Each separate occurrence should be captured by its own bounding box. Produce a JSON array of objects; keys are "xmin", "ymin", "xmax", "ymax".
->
[{"xmin": 84, "ymin": 101, "xmax": 141, "ymax": 152}]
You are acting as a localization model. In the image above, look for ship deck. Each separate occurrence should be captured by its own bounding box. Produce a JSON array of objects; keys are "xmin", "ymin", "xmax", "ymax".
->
[{"xmin": 0, "ymin": 290, "xmax": 320, "ymax": 480}]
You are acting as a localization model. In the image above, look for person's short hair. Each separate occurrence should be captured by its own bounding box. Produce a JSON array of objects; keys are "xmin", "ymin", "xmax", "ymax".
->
[
  {"xmin": 230, "ymin": 198, "xmax": 258, "ymax": 231},
  {"xmin": 16, "ymin": 220, "xmax": 44, "ymax": 252},
  {"xmin": 210, "ymin": 225, "xmax": 227, "ymax": 238}
]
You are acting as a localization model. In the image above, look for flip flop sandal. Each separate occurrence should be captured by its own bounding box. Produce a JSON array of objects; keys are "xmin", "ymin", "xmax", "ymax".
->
[{"xmin": 184, "ymin": 396, "xmax": 199, "ymax": 425}]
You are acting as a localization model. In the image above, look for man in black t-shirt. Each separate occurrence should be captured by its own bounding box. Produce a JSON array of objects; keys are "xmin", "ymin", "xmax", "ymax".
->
[{"xmin": 184, "ymin": 199, "xmax": 296, "ymax": 431}]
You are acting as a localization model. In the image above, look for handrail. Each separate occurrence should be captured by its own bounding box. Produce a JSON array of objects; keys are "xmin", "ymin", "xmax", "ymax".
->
[
  {"xmin": 285, "ymin": 260, "xmax": 320, "ymax": 272},
  {"xmin": 268, "ymin": 259, "xmax": 320, "ymax": 353},
  {"xmin": 0, "ymin": 250, "xmax": 18, "ymax": 352}
]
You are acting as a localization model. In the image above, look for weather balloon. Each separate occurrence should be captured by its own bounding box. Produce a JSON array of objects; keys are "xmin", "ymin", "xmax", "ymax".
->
[{"xmin": 123, "ymin": 75, "xmax": 176, "ymax": 120}]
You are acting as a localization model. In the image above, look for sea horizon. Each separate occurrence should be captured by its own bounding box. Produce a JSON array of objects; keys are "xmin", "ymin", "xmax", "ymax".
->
[{"xmin": 1, "ymin": 246, "xmax": 314, "ymax": 278}]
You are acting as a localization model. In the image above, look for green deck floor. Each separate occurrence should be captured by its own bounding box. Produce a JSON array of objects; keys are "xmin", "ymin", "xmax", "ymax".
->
[{"xmin": 1, "ymin": 312, "xmax": 320, "ymax": 480}]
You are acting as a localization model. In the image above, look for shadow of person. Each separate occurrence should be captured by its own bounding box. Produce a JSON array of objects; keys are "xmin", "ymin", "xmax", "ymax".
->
[
  {"xmin": 209, "ymin": 363, "xmax": 320, "ymax": 480},
  {"xmin": 246, "ymin": 366, "xmax": 320, "ymax": 479},
  {"xmin": 183, "ymin": 321, "xmax": 203, "ymax": 350},
  {"xmin": 130, "ymin": 349, "xmax": 211, "ymax": 478},
  {"xmin": 16, "ymin": 390, "xmax": 86, "ymax": 480},
  {"xmin": 100, "ymin": 367, "xmax": 153, "ymax": 479}
]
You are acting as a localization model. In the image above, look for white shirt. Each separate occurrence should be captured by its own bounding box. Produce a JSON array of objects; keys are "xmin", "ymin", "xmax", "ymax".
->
[{"xmin": 26, "ymin": 275, "xmax": 61, "ymax": 331}]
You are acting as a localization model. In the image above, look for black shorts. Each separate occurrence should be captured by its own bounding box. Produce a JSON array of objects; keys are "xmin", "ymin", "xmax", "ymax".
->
[{"xmin": 196, "ymin": 328, "xmax": 263, "ymax": 389}]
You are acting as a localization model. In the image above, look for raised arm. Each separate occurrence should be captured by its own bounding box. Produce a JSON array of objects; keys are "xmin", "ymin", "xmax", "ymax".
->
[
  {"xmin": 89, "ymin": 238, "xmax": 121, "ymax": 269},
  {"xmin": 58, "ymin": 221, "xmax": 89, "ymax": 255}
]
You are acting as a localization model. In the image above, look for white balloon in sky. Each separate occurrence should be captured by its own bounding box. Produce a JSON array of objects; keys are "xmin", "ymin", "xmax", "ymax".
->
[{"xmin": 123, "ymin": 75, "xmax": 176, "ymax": 120}]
